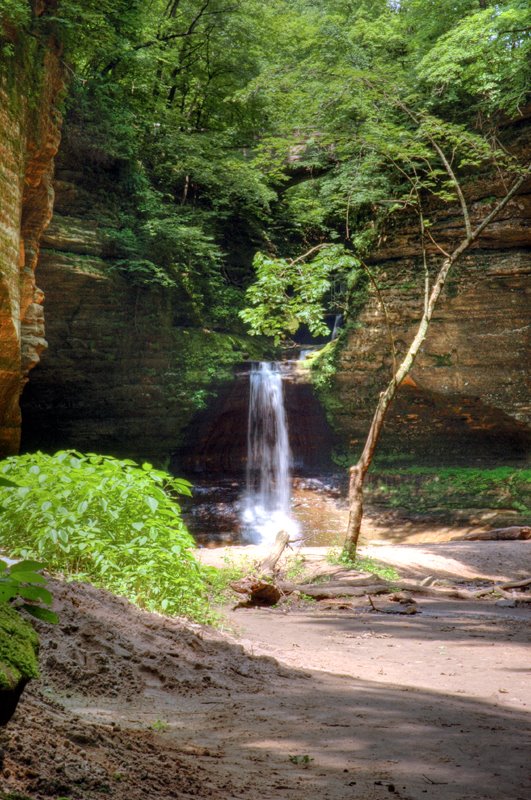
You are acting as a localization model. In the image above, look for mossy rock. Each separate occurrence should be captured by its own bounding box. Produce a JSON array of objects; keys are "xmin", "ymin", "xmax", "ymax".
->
[
  {"xmin": 0, "ymin": 603, "xmax": 39, "ymax": 725},
  {"xmin": 0, "ymin": 794, "xmax": 35, "ymax": 800}
]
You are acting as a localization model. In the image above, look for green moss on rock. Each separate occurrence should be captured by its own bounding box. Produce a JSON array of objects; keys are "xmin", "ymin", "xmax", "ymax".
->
[
  {"xmin": 0, "ymin": 603, "xmax": 39, "ymax": 691},
  {"xmin": 365, "ymin": 467, "xmax": 531, "ymax": 522},
  {"xmin": 309, "ymin": 339, "xmax": 345, "ymax": 431}
]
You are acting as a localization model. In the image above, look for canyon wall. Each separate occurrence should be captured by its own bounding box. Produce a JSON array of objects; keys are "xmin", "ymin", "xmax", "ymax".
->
[
  {"xmin": 20, "ymin": 148, "xmax": 530, "ymax": 468},
  {"xmin": 19, "ymin": 169, "xmax": 262, "ymax": 463},
  {"xmin": 318, "ymin": 127, "xmax": 530, "ymax": 464},
  {"xmin": 0, "ymin": 14, "xmax": 62, "ymax": 454}
]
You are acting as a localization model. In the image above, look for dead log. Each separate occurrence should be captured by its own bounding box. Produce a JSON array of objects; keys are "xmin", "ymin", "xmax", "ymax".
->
[
  {"xmin": 496, "ymin": 589, "xmax": 531, "ymax": 603},
  {"xmin": 277, "ymin": 582, "xmax": 390, "ymax": 599},
  {"xmin": 462, "ymin": 526, "xmax": 531, "ymax": 541},
  {"xmin": 230, "ymin": 530, "xmax": 291, "ymax": 606},
  {"xmin": 498, "ymin": 577, "xmax": 531, "ymax": 590},
  {"xmin": 318, "ymin": 572, "xmax": 386, "ymax": 586},
  {"xmin": 260, "ymin": 530, "xmax": 290, "ymax": 575},
  {"xmin": 230, "ymin": 576, "xmax": 282, "ymax": 605},
  {"xmin": 390, "ymin": 581, "xmax": 486, "ymax": 600}
]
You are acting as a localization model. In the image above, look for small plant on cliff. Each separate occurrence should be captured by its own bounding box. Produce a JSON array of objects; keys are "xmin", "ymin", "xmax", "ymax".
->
[{"xmin": 0, "ymin": 451, "xmax": 209, "ymax": 621}]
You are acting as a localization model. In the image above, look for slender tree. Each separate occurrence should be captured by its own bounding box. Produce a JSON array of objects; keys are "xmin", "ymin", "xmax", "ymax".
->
[{"xmin": 344, "ymin": 160, "xmax": 529, "ymax": 558}]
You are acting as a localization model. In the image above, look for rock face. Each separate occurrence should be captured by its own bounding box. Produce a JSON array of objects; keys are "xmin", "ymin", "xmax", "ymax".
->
[
  {"xmin": 176, "ymin": 363, "xmax": 334, "ymax": 476},
  {"xmin": 0, "ymin": 15, "xmax": 63, "ymax": 455},
  {"xmin": 19, "ymin": 172, "xmax": 262, "ymax": 463},
  {"xmin": 321, "ymin": 134, "xmax": 531, "ymax": 464}
]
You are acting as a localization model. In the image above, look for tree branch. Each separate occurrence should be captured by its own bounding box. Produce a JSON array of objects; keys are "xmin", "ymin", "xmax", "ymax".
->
[{"xmin": 289, "ymin": 243, "xmax": 330, "ymax": 266}]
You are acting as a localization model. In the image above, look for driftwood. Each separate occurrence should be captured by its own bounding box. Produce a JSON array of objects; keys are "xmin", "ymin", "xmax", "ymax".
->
[
  {"xmin": 230, "ymin": 530, "xmax": 291, "ymax": 606},
  {"xmin": 230, "ymin": 530, "xmax": 530, "ymax": 608},
  {"xmin": 462, "ymin": 526, "xmax": 531, "ymax": 541},
  {"xmin": 231, "ymin": 575, "xmax": 530, "ymax": 606},
  {"xmin": 498, "ymin": 577, "xmax": 531, "ymax": 590},
  {"xmin": 260, "ymin": 530, "xmax": 290, "ymax": 575},
  {"xmin": 495, "ymin": 589, "xmax": 531, "ymax": 603},
  {"xmin": 230, "ymin": 576, "xmax": 282, "ymax": 605},
  {"xmin": 277, "ymin": 581, "xmax": 390, "ymax": 599}
]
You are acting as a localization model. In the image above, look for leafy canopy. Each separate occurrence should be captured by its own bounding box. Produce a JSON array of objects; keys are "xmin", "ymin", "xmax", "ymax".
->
[{"xmin": 3, "ymin": 0, "xmax": 529, "ymax": 342}]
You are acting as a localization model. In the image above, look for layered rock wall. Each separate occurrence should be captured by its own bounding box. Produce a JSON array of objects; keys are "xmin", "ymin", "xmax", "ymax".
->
[
  {"xmin": 323, "ymin": 147, "xmax": 530, "ymax": 463},
  {"xmin": 20, "ymin": 175, "xmax": 263, "ymax": 463},
  {"xmin": 0, "ymin": 16, "xmax": 62, "ymax": 454}
]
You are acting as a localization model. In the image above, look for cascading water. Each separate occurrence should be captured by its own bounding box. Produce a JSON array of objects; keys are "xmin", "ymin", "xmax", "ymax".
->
[{"xmin": 241, "ymin": 362, "xmax": 299, "ymax": 545}]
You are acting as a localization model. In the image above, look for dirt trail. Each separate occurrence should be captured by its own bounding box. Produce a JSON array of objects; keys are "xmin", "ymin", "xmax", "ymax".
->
[{"xmin": 1, "ymin": 542, "xmax": 530, "ymax": 800}]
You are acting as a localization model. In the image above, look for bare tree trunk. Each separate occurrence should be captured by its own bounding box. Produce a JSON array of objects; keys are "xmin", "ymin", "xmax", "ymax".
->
[{"xmin": 343, "ymin": 167, "xmax": 529, "ymax": 560}]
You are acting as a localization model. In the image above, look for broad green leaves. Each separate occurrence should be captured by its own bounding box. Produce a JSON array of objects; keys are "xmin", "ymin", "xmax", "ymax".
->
[
  {"xmin": 0, "ymin": 451, "xmax": 209, "ymax": 621},
  {"xmin": 0, "ymin": 560, "xmax": 58, "ymax": 624},
  {"xmin": 415, "ymin": 2, "xmax": 531, "ymax": 116},
  {"xmin": 240, "ymin": 246, "xmax": 360, "ymax": 343}
]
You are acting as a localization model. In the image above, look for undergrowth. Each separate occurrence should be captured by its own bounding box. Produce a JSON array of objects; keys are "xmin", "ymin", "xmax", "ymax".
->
[
  {"xmin": 202, "ymin": 553, "xmax": 255, "ymax": 606},
  {"xmin": 0, "ymin": 451, "xmax": 211, "ymax": 622},
  {"xmin": 326, "ymin": 549, "xmax": 400, "ymax": 582},
  {"xmin": 367, "ymin": 467, "xmax": 530, "ymax": 514}
]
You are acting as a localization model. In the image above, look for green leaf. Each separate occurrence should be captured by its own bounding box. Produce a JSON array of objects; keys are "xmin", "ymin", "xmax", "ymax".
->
[
  {"xmin": 18, "ymin": 585, "xmax": 53, "ymax": 605},
  {"xmin": 0, "ymin": 585, "xmax": 17, "ymax": 602},
  {"xmin": 146, "ymin": 496, "xmax": 159, "ymax": 513},
  {"xmin": 6, "ymin": 571, "xmax": 47, "ymax": 585},
  {"xmin": 22, "ymin": 604, "xmax": 59, "ymax": 624},
  {"xmin": 9, "ymin": 560, "xmax": 45, "ymax": 575}
]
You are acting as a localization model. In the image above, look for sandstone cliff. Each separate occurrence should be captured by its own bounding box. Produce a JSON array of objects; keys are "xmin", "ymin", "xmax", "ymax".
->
[
  {"xmin": 0, "ymin": 12, "xmax": 62, "ymax": 454},
  {"xmin": 318, "ymin": 127, "xmax": 530, "ymax": 464},
  {"xmin": 19, "ymin": 165, "xmax": 264, "ymax": 463}
]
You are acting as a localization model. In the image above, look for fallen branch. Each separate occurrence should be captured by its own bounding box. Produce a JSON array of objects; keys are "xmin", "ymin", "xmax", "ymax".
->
[
  {"xmin": 230, "ymin": 530, "xmax": 291, "ymax": 606},
  {"xmin": 230, "ymin": 576, "xmax": 282, "ymax": 606},
  {"xmin": 496, "ymin": 589, "xmax": 531, "ymax": 603},
  {"xmin": 462, "ymin": 526, "xmax": 531, "ymax": 541},
  {"xmin": 277, "ymin": 582, "xmax": 390, "ymax": 599},
  {"xmin": 498, "ymin": 577, "xmax": 531, "ymax": 590},
  {"xmin": 260, "ymin": 530, "xmax": 290, "ymax": 576}
]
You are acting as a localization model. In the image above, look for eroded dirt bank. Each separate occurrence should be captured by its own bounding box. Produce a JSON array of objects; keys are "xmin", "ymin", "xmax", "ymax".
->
[{"xmin": 1, "ymin": 543, "xmax": 530, "ymax": 800}]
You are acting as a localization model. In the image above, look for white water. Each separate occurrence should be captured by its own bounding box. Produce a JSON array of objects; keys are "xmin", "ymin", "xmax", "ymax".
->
[
  {"xmin": 331, "ymin": 313, "xmax": 342, "ymax": 340},
  {"xmin": 241, "ymin": 362, "xmax": 299, "ymax": 545}
]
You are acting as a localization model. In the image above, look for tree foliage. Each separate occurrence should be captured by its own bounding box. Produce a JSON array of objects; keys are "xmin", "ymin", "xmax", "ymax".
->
[
  {"xmin": 240, "ymin": 246, "xmax": 360, "ymax": 343},
  {"xmin": 237, "ymin": 0, "xmax": 529, "ymax": 334},
  {"xmin": 3, "ymin": 0, "xmax": 528, "ymax": 328}
]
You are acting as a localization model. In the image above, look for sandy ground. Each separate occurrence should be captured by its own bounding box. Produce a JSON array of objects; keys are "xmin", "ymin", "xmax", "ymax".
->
[
  {"xmin": 198, "ymin": 540, "xmax": 531, "ymax": 583},
  {"xmin": 1, "ymin": 541, "xmax": 530, "ymax": 800}
]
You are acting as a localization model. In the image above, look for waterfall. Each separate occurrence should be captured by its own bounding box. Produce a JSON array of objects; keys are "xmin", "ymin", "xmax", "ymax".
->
[
  {"xmin": 331, "ymin": 313, "xmax": 342, "ymax": 340},
  {"xmin": 241, "ymin": 362, "xmax": 299, "ymax": 545}
]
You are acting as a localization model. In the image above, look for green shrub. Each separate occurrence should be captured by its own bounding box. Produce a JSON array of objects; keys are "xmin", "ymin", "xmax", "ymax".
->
[{"xmin": 0, "ymin": 451, "xmax": 208, "ymax": 620}]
